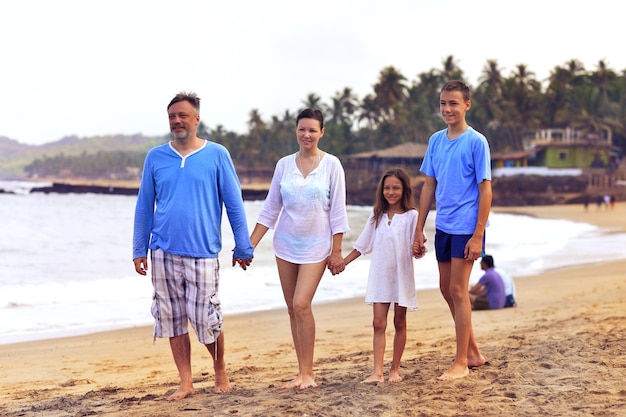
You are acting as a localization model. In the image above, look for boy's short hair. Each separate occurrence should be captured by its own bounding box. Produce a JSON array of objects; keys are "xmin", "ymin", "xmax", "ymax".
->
[{"xmin": 441, "ymin": 80, "xmax": 471, "ymax": 101}]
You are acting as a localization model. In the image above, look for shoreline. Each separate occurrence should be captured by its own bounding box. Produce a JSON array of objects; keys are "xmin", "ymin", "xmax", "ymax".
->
[{"xmin": 1, "ymin": 203, "xmax": 625, "ymax": 416}]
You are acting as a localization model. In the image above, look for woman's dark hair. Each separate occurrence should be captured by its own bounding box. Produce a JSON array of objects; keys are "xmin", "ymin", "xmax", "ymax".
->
[{"xmin": 296, "ymin": 108, "xmax": 324, "ymax": 130}]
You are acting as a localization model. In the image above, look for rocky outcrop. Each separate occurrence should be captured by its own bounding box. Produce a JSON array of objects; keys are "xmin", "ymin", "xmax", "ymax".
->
[
  {"xmin": 23, "ymin": 174, "xmax": 623, "ymax": 207},
  {"xmin": 491, "ymin": 175, "xmax": 590, "ymax": 206}
]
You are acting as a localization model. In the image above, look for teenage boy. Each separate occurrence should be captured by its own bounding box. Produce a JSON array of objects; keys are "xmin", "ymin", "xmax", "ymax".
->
[{"xmin": 413, "ymin": 80, "xmax": 492, "ymax": 381}]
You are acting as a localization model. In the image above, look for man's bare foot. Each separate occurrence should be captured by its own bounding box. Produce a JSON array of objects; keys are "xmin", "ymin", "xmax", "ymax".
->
[
  {"xmin": 167, "ymin": 385, "xmax": 194, "ymax": 401},
  {"xmin": 437, "ymin": 364, "xmax": 470, "ymax": 381},
  {"xmin": 214, "ymin": 369, "xmax": 232, "ymax": 394},
  {"xmin": 360, "ymin": 374, "xmax": 384, "ymax": 384},
  {"xmin": 388, "ymin": 370, "xmax": 403, "ymax": 383},
  {"xmin": 468, "ymin": 354, "xmax": 486, "ymax": 369}
]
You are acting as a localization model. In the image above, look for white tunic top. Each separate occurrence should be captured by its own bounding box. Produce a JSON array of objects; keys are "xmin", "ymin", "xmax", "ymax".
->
[
  {"xmin": 354, "ymin": 210, "xmax": 418, "ymax": 310},
  {"xmin": 257, "ymin": 152, "xmax": 349, "ymax": 264}
]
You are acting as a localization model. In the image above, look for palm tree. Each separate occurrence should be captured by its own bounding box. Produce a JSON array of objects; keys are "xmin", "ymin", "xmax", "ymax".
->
[
  {"xmin": 358, "ymin": 94, "xmax": 380, "ymax": 129},
  {"xmin": 497, "ymin": 65, "xmax": 543, "ymax": 150},
  {"xmin": 328, "ymin": 87, "xmax": 358, "ymax": 126},
  {"xmin": 373, "ymin": 66, "xmax": 407, "ymax": 120},
  {"xmin": 472, "ymin": 60, "xmax": 505, "ymax": 147},
  {"xmin": 301, "ymin": 93, "xmax": 323, "ymax": 111},
  {"xmin": 246, "ymin": 109, "xmax": 267, "ymax": 166},
  {"xmin": 592, "ymin": 60, "xmax": 617, "ymax": 112},
  {"xmin": 545, "ymin": 60, "xmax": 587, "ymax": 127},
  {"xmin": 440, "ymin": 55, "xmax": 464, "ymax": 82}
]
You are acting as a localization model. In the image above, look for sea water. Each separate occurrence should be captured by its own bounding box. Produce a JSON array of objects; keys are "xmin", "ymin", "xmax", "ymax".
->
[{"xmin": 1, "ymin": 182, "xmax": 625, "ymax": 345}]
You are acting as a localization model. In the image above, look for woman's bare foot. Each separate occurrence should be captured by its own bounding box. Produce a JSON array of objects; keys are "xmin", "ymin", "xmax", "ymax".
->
[
  {"xmin": 167, "ymin": 385, "xmax": 195, "ymax": 401},
  {"xmin": 360, "ymin": 373, "xmax": 384, "ymax": 384},
  {"xmin": 437, "ymin": 364, "xmax": 470, "ymax": 381},
  {"xmin": 388, "ymin": 370, "xmax": 403, "ymax": 383}
]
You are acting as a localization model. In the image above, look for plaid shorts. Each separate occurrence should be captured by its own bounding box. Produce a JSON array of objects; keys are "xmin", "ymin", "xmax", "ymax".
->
[{"xmin": 150, "ymin": 248, "xmax": 222, "ymax": 345}]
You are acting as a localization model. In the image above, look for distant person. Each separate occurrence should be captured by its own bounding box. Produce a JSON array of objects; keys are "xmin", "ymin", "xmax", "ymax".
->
[
  {"xmin": 133, "ymin": 92, "xmax": 253, "ymax": 400},
  {"xmin": 412, "ymin": 80, "xmax": 492, "ymax": 381},
  {"xmin": 343, "ymin": 167, "xmax": 419, "ymax": 384},
  {"xmin": 469, "ymin": 255, "xmax": 505, "ymax": 310},
  {"xmin": 596, "ymin": 195, "xmax": 604, "ymax": 209},
  {"xmin": 610, "ymin": 195, "xmax": 616, "ymax": 209},
  {"xmin": 583, "ymin": 195, "xmax": 589, "ymax": 211},
  {"xmin": 249, "ymin": 108, "xmax": 349, "ymax": 390},
  {"xmin": 494, "ymin": 264, "xmax": 517, "ymax": 308}
]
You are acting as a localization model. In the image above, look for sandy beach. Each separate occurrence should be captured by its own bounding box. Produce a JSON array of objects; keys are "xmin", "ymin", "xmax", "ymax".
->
[{"xmin": 1, "ymin": 203, "xmax": 625, "ymax": 417}]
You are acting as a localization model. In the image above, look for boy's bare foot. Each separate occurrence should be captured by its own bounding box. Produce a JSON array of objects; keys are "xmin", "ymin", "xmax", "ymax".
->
[
  {"xmin": 360, "ymin": 374, "xmax": 384, "ymax": 384},
  {"xmin": 299, "ymin": 375, "xmax": 318, "ymax": 390},
  {"xmin": 281, "ymin": 377, "xmax": 302, "ymax": 389},
  {"xmin": 437, "ymin": 364, "xmax": 470, "ymax": 381},
  {"xmin": 167, "ymin": 385, "xmax": 194, "ymax": 401},
  {"xmin": 388, "ymin": 370, "xmax": 403, "ymax": 383}
]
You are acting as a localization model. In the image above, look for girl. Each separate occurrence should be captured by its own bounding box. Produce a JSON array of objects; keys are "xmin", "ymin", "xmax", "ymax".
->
[{"xmin": 344, "ymin": 167, "xmax": 418, "ymax": 383}]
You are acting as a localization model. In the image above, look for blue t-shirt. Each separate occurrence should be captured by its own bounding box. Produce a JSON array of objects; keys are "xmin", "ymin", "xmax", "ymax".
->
[
  {"xmin": 420, "ymin": 127, "xmax": 491, "ymax": 234},
  {"xmin": 133, "ymin": 140, "xmax": 253, "ymax": 260},
  {"xmin": 478, "ymin": 268, "xmax": 506, "ymax": 309}
]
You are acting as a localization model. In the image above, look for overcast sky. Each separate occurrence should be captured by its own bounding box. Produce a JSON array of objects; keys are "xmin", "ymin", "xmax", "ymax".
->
[{"xmin": 1, "ymin": 0, "xmax": 623, "ymax": 145}]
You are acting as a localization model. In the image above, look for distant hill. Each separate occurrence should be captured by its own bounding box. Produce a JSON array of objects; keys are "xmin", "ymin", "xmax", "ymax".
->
[{"xmin": 0, "ymin": 134, "xmax": 168, "ymax": 178}]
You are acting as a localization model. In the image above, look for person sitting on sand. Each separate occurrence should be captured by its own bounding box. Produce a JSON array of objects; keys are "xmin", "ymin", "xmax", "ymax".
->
[
  {"xmin": 469, "ymin": 255, "xmax": 506, "ymax": 310},
  {"xmin": 494, "ymin": 264, "xmax": 517, "ymax": 308}
]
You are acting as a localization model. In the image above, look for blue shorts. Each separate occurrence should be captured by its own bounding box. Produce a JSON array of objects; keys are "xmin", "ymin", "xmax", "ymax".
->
[{"xmin": 434, "ymin": 229, "xmax": 485, "ymax": 262}]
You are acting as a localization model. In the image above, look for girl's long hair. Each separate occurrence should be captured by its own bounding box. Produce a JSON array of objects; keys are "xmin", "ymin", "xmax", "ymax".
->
[{"xmin": 372, "ymin": 167, "xmax": 416, "ymax": 228}]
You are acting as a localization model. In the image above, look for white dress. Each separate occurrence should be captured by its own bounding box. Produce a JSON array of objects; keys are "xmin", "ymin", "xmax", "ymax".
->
[
  {"xmin": 257, "ymin": 152, "xmax": 350, "ymax": 264},
  {"xmin": 354, "ymin": 210, "xmax": 418, "ymax": 310}
]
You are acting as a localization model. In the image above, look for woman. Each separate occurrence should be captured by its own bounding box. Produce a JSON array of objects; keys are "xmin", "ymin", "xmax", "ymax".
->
[{"xmin": 249, "ymin": 108, "xmax": 349, "ymax": 390}]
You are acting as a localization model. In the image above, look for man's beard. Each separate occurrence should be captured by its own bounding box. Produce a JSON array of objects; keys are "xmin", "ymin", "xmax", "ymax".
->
[{"xmin": 171, "ymin": 128, "xmax": 189, "ymax": 140}]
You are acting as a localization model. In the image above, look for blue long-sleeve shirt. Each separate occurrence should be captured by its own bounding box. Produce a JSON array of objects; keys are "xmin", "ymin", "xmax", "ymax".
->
[{"xmin": 133, "ymin": 140, "xmax": 253, "ymax": 260}]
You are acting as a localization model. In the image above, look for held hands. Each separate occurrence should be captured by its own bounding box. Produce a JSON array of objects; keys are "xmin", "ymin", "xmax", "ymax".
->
[
  {"xmin": 232, "ymin": 256, "xmax": 253, "ymax": 270},
  {"xmin": 232, "ymin": 247, "xmax": 253, "ymax": 270},
  {"xmin": 327, "ymin": 252, "xmax": 346, "ymax": 276},
  {"xmin": 412, "ymin": 233, "xmax": 428, "ymax": 259}
]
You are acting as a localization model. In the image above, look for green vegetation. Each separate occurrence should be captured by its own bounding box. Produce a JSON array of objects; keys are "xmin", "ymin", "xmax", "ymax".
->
[
  {"xmin": 218, "ymin": 56, "xmax": 626, "ymax": 165},
  {"xmin": 4, "ymin": 55, "xmax": 626, "ymax": 179},
  {"xmin": 24, "ymin": 151, "xmax": 147, "ymax": 179}
]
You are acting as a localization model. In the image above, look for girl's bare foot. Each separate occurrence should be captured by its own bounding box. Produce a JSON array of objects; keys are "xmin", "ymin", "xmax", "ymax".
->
[
  {"xmin": 388, "ymin": 370, "xmax": 403, "ymax": 383},
  {"xmin": 468, "ymin": 353, "xmax": 486, "ymax": 368}
]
